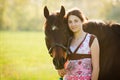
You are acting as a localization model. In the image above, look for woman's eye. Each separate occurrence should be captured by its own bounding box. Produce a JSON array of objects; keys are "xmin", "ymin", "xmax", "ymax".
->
[
  {"xmin": 68, "ymin": 21, "xmax": 72, "ymax": 24},
  {"xmin": 74, "ymin": 19, "xmax": 78, "ymax": 23}
]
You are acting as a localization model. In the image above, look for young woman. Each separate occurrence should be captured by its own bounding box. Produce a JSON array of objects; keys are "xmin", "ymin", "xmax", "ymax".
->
[{"xmin": 58, "ymin": 8, "xmax": 100, "ymax": 80}]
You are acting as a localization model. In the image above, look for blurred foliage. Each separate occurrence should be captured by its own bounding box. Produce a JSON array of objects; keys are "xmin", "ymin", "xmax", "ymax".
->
[
  {"xmin": 106, "ymin": 1, "xmax": 120, "ymax": 22},
  {"xmin": 0, "ymin": 0, "xmax": 120, "ymax": 31}
]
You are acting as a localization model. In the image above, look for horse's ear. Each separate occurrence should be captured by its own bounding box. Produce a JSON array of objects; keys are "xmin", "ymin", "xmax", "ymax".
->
[
  {"xmin": 44, "ymin": 6, "xmax": 49, "ymax": 19},
  {"xmin": 60, "ymin": 6, "xmax": 65, "ymax": 18}
]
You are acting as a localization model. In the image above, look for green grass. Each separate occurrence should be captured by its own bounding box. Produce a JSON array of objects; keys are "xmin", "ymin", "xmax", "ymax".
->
[{"xmin": 0, "ymin": 31, "xmax": 59, "ymax": 80}]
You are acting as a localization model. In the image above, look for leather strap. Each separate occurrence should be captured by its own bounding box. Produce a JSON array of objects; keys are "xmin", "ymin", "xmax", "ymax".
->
[
  {"xmin": 67, "ymin": 54, "xmax": 91, "ymax": 60},
  {"xmin": 68, "ymin": 34, "xmax": 87, "ymax": 54},
  {"xmin": 89, "ymin": 35, "xmax": 95, "ymax": 47},
  {"xmin": 73, "ymin": 34, "xmax": 87, "ymax": 54}
]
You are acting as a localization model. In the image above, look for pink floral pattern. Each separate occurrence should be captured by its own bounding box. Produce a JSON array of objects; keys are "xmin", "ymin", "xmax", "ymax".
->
[{"xmin": 63, "ymin": 34, "xmax": 92, "ymax": 80}]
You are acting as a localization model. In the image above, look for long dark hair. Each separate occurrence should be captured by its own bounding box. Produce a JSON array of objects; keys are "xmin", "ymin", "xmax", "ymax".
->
[{"xmin": 66, "ymin": 9, "xmax": 88, "ymax": 37}]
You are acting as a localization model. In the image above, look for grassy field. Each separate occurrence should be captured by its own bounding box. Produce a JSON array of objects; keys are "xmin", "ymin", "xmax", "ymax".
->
[{"xmin": 0, "ymin": 31, "xmax": 59, "ymax": 80}]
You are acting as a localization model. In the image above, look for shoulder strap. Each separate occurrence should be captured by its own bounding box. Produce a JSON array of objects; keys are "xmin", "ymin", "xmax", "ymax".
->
[
  {"xmin": 89, "ymin": 35, "xmax": 95, "ymax": 47},
  {"xmin": 73, "ymin": 33, "xmax": 87, "ymax": 54},
  {"xmin": 67, "ymin": 37, "xmax": 73, "ymax": 54}
]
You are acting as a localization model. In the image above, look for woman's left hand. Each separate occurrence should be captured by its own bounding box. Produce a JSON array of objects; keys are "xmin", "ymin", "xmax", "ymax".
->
[{"xmin": 57, "ymin": 68, "xmax": 66, "ymax": 77}]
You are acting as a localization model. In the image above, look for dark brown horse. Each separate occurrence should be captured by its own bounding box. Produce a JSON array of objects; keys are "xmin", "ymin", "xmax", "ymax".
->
[
  {"xmin": 83, "ymin": 20, "xmax": 120, "ymax": 80},
  {"xmin": 44, "ymin": 6, "xmax": 69, "ymax": 70}
]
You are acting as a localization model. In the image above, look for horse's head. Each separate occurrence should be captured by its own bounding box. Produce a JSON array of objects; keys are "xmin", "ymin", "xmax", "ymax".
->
[{"xmin": 44, "ymin": 6, "xmax": 69, "ymax": 69}]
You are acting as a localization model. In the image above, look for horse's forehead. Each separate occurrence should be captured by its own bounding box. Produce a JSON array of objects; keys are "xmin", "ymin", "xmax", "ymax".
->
[
  {"xmin": 46, "ymin": 15, "xmax": 62, "ymax": 27},
  {"xmin": 48, "ymin": 13, "xmax": 60, "ymax": 20},
  {"xmin": 45, "ymin": 13, "xmax": 65, "ymax": 31}
]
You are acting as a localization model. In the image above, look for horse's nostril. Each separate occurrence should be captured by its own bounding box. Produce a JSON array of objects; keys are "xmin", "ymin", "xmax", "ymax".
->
[{"xmin": 53, "ymin": 57, "xmax": 67, "ymax": 69}]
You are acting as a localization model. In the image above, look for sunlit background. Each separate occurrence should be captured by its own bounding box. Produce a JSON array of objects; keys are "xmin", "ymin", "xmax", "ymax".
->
[{"xmin": 0, "ymin": 0, "xmax": 120, "ymax": 80}]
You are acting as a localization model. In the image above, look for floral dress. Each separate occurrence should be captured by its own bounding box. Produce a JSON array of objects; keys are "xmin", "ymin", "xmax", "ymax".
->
[{"xmin": 63, "ymin": 34, "xmax": 92, "ymax": 80}]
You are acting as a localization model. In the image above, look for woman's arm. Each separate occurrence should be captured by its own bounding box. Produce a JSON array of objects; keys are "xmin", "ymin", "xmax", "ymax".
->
[{"xmin": 91, "ymin": 38, "xmax": 100, "ymax": 80}]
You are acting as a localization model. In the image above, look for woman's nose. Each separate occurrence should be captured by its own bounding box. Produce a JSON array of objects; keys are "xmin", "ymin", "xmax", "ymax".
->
[{"xmin": 71, "ymin": 22, "xmax": 76, "ymax": 26}]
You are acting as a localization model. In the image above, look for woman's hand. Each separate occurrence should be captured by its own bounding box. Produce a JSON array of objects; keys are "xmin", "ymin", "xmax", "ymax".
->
[{"xmin": 57, "ymin": 68, "xmax": 66, "ymax": 77}]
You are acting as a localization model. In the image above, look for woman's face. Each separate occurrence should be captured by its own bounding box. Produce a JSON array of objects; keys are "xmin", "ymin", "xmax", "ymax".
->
[{"xmin": 68, "ymin": 15, "xmax": 82, "ymax": 33}]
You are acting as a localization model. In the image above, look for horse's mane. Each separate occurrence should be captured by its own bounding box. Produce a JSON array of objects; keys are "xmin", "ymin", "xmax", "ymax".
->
[{"xmin": 84, "ymin": 19, "xmax": 120, "ymax": 36}]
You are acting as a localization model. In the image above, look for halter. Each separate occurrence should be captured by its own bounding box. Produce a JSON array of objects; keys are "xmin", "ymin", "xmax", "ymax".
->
[{"xmin": 48, "ymin": 43, "xmax": 69, "ymax": 56}]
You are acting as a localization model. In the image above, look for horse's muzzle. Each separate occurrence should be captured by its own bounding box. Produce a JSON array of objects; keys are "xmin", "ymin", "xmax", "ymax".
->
[{"xmin": 53, "ymin": 57, "xmax": 67, "ymax": 69}]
